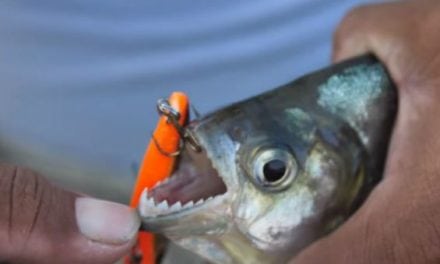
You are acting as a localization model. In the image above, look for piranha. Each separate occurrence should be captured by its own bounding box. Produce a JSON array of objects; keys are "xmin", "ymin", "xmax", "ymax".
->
[{"xmin": 139, "ymin": 55, "xmax": 397, "ymax": 264}]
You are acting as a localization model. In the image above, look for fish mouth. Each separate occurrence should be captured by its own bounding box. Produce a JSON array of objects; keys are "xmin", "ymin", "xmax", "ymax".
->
[{"xmin": 139, "ymin": 143, "xmax": 228, "ymax": 219}]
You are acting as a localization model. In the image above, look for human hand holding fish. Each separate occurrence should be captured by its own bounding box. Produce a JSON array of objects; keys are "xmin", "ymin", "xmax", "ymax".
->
[{"xmin": 294, "ymin": 1, "xmax": 440, "ymax": 263}]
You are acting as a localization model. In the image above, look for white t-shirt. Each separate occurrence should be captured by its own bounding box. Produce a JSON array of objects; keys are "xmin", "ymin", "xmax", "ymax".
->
[{"xmin": 0, "ymin": 0, "xmax": 381, "ymax": 202}]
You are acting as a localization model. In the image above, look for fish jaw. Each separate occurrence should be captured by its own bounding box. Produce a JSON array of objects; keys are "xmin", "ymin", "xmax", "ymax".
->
[
  {"xmin": 138, "ymin": 121, "xmax": 246, "ymax": 264},
  {"xmin": 138, "ymin": 147, "xmax": 234, "ymax": 236},
  {"xmin": 138, "ymin": 112, "xmax": 237, "ymax": 232},
  {"xmin": 140, "ymin": 188, "xmax": 231, "ymax": 236}
]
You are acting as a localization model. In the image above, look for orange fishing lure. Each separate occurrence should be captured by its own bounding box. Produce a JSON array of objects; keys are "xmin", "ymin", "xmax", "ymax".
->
[{"xmin": 127, "ymin": 92, "xmax": 189, "ymax": 264}]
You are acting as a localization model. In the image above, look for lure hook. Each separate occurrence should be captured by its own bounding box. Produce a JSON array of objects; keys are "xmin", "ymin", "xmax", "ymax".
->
[{"xmin": 156, "ymin": 98, "xmax": 202, "ymax": 153}]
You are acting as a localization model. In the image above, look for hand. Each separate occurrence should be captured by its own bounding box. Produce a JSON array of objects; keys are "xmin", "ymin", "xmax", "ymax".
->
[
  {"xmin": 0, "ymin": 163, "xmax": 140, "ymax": 263},
  {"xmin": 293, "ymin": 1, "xmax": 440, "ymax": 263}
]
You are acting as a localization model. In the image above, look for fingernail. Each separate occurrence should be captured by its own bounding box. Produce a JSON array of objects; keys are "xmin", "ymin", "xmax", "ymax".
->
[{"xmin": 75, "ymin": 197, "xmax": 140, "ymax": 245}]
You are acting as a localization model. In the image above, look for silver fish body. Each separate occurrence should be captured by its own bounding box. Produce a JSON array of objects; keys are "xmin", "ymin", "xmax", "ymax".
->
[{"xmin": 140, "ymin": 55, "xmax": 397, "ymax": 263}]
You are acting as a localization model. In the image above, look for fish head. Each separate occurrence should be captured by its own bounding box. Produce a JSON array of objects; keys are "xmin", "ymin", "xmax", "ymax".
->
[{"xmin": 139, "ymin": 56, "xmax": 396, "ymax": 263}]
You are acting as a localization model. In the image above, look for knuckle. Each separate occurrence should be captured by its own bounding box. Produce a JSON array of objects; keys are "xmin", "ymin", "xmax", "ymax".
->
[
  {"xmin": 334, "ymin": 5, "xmax": 369, "ymax": 42},
  {"xmin": 332, "ymin": 5, "xmax": 371, "ymax": 59},
  {"xmin": 0, "ymin": 164, "xmax": 48, "ymax": 244},
  {"xmin": 344, "ymin": 5, "xmax": 370, "ymax": 20}
]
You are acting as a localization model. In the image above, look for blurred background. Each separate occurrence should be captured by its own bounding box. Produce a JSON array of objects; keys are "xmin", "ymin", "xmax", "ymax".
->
[{"xmin": 0, "ymin": 0, "xmax": 381, "ymax": 206}]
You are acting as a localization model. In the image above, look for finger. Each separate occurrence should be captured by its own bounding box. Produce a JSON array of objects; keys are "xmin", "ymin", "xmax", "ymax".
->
[
  {"xmin": 332, "ymin": 1, "xmax": 418, "ymax": 86},
  {"xmin": 332, "ymin": 2, "xmax": 410, "ymax": 62},
  {"xmin": 0, "ymin": 163, "xmax": 140, "ymax": 264}
]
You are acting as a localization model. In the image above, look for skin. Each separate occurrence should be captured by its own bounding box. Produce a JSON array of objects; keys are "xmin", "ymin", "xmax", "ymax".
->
[
  {"xmin": 293, "ymin": 0, "xmax": 440, "ymax": 263},
  {"xmin": 0, "ymin": 163, "xmax": 139, "ymax": 264},
  {"xmin": 2, "ymin": 0, "xmax": 440, "ymax": 263}
]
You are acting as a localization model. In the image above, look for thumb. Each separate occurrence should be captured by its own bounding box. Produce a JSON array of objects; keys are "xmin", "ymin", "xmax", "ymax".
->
[{"xmin": 0, "ymin": 163, "xmax": 140, "ymax": 264}]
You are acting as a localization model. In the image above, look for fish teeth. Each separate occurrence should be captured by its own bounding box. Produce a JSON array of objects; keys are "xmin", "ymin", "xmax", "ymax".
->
[
  {"xmin": 151, "ymin": 177, "xmax": 173, "ymax": 190},
  {"xmin": 141, "ymin": 189, "xmax": 222, "ymax": 217},
  {"xmin": 169, "ymin": 201, "xmax": 182, "ymax": 212},
  {"xmin": 157, "ymin": 200, "xmax": 169, "ymax": 210},
  {"xmin": 152, "ymin": 180, "xmax": 163, "ymax": 189},
  {"xmin": 139, "ymin": 189, "xmax": 158, "ymax": 216},
  {"xmin": 161, "ymin": 176, "xmax": 172, "ymax": 184},
  {"xmin": 143, "ymin": 190, "xmax": 155, "ymax": 204},
  {"xmin": 183, "ymin": 201, "xmax": 194, "ymax": 209},
  {"xmin": 143, "ymin": 189, "xmax": 149, "ymax": 199},
  {"xmin": 145, "ymin": 197, "xmax": 155, "ymax": 207},
  {"xmin": 140, "ymin": 189, "xmax": 191, "ymax": 217}
]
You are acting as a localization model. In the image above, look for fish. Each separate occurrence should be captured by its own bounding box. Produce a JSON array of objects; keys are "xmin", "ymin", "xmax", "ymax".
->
[{"xmin": 138, "ymin": 55, "xmax": 397, "ymax": 264}]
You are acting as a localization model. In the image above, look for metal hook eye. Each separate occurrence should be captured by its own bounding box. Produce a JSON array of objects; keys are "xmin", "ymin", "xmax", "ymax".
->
[{"xmin": 155, "ymin": 97, "xmax": 203, "ymax": 153}]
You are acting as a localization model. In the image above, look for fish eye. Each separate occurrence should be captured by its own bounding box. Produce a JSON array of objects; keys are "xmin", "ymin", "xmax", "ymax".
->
[
  {"xmin": 263, "ymin": 159, "xmax": 287, "ymax": 182},
  {"xmin": 250, "ymin": 147, "xmax": 298, "ymax": 191}
]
